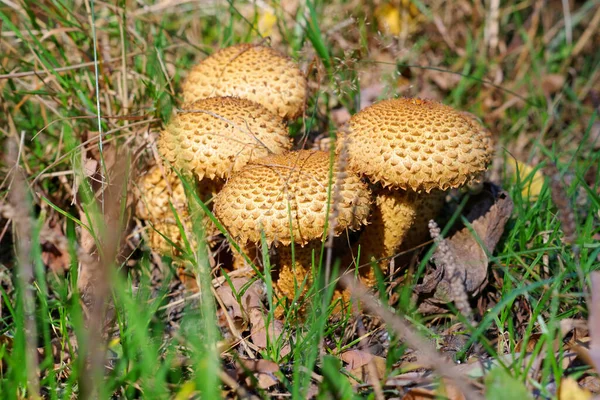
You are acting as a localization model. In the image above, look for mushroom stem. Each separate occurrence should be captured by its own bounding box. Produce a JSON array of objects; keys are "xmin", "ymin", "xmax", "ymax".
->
[
  {"xmin": 350, "ymin": 187, "xmax": 420, "ymax": 286},
  {"xmin": 231, "ymin": 242, "xmax": 258, "ymax": 270},
  {"xmin": 273, "ymin": 242, "xmax": 320, "ymax": 319}
]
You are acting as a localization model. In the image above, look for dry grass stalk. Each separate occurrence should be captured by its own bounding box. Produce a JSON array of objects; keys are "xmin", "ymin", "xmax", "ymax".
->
[
  {"xmin": 5, "ymin": 137, "xmax": 40, "ymax": 398},
  {"xmin": 77, "ymin": 151, "xmax": 130, "ymax": 398},
  {"xmin": 428, "ymin": 220, "xmax": 473, "ymax": 321}
]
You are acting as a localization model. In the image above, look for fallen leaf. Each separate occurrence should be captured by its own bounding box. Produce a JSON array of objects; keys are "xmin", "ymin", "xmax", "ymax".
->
[
  {"xmin": 418, "ymin": 184, "xmax": 513, "ymax": 309},
  {"xmin": 257, "ymin": 11, "xmax": 277, "ymax": 37},
  {"xmin": 374, "ymin": 0, "xmax": 422, "ymax": 36},
  {"xmin": 506, "ymin": 158, "xmax": 545, "ymax": 201},
  {"xmin": 216, "ymin": 277, "xmax": 265, "ymax": 333},
  {"xmin": 403, "ymin": 379, "xmax": 466, "ymax": 400},
  {"xmin": 236, "ymin": 358, "xmax": 280, "ymax": 389},
  {"xmin": 248, "ymin": 308, "xmax": 291, "ymax": 357},
  {"xmin": 40, "ymin": 218, "xmax": 70, "ymax": 274},
  {"xmin": 340, "ymin": 349, "xmax": 387, "ymax": 385},
  {"xmin": 541, "ymin": 74, "xmax": 566, "ymax": 97},
  {"xmin": 589, "ymin": 272, "xmax": 600, "ymax": 373},
  {"xmin": 579, "ymin": 376, "xmax": 600, "ymax": 393},
  {"xmin": 216, "ymin": 277, "xmax": 265, "ymax": 319},
  {"xmin": 559, "ymin": 377, "xmax": 593, "ymax": 400},
  {"xmin": 485, "ymin": 367, "xmax": 533, "ymax": 400}
]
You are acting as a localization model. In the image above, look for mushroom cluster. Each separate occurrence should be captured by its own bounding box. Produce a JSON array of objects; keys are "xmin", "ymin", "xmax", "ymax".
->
[
  {"xmin": 135, "ymin": 43, "xmax": 495, "ymax": 319},
  {"xmin": 135, "ymin": 44, "xmax": 306, "ymax": 261}
]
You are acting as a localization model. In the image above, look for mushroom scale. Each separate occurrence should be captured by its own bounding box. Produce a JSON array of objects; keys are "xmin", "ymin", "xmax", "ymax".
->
[
  {"xmin": 182, "ymin": 44, "xmax": 308, "ymax": 120},
  {"xmin": 344, "ymin": 98, "xmax": 494, "ymax": 192},
  {"xmin": 213, "ymin": 150, "xmax": 371, "ymax": 246},
  {"xmin": 158, "ymin": 97, "xmax": 292, "ymax": 181}
]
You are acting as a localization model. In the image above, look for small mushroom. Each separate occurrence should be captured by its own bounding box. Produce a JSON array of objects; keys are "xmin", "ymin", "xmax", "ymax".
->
[
  {"xmin": 181, "ymin": 44, "xmax": 308, "ymax": 121},
  {"xmin": 341, "ymin": 98, "xmax": 494, "ymax": 281},
  {"xmin": 134, "ymin": 164, "xmax": 220, "ymax": 255},
  {"xmin": 345, "ymin": 98, "xmax": 494, "ymax": 192},
  {"xmin": 158, "ymin": 96, "xmax": 292, "ymax": 181},
  {"xmin": 213, "ymin": 150, "xmax": 371, "ymax": 316}
]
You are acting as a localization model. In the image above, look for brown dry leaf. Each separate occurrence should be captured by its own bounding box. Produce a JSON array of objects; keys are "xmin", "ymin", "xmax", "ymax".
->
[
  {"xmin": 340, "ymin": 349, "xmax": 387, "ymax": 385},
  {"xmin": 589, "ymin": 272, "xmax": 600, "ymax": 373},
  {"xmin": 579, "ymin": 376, "xmax": 600, "ymax": 394},
  {"xmin": 426, "ymin": 69, "xmax": 462, "ymax": 91},
  {"xmin": 236, "ymin": 358, "xmax": 280, "ymax": 390},
  {"xmin": 402, "ymin": 379, "xmax": 466, "ymax": 400},
  {"xmin": 541, "ymin": 74, "xmax": 566, "ymax": 97},
  {"xmin": 40, "ymin": 219, "xmax": 70, "ymax": 274},
  {"xmin": 248, "ymin": 308, "xmax": 291, "ymax": 357},
  {"xmin": 419, "ymin": 184, "xmax": 513, "ymax": 309},
  {"xmin": 216, "ymin": 277, "xmax": 265, "ymax": 332},
  {"xmin": 559, "ymin": 377, "xmax": 593, "ymax": 400}
]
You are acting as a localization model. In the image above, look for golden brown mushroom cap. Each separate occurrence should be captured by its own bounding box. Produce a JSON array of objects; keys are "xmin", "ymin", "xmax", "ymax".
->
[
  {"xmin": 343, "ymin": 98, "xmax": 494, "ymax": 192},
  {"xmin": 181, "ymin": 44, "xmax": 308, "ymax": 120},
  {"xmin": 135, "ymin": 165, "xmax": 222, "ymax": 255},
  {"xmin": 135, "ymin": 165, "xmax": 188, "ymax": 221},
  {"xmin": 158, "ymin": 97, "xmax": 291, "ymax": 180},
  {"xmin": 213, "ymin": 150, "xmax": 371, "ymax": 246}
]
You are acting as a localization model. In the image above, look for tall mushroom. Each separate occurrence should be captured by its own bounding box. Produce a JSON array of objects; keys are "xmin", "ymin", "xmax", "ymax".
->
[
  {"xmin": 213, "ymin": 150, "xmax": 371, "ymax": 316},
  {"xmin": 182, "ymin": 44, "xmax": 308, "ymax": 121},
  {"xmin": 341, "ymin": 98, "xmax": 494, "ymax": 283}
]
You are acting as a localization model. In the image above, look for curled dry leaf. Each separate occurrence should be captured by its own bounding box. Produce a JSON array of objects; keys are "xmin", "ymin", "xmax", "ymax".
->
[
  {"xmin": 40, "ymin": 218, "xmax": 70, "ymax": 274},
  {"xmin": 236, "ymin": 358, "xmax": 280, "ymax": 390},
  {"xmin": 248, "ymin": 308, "xmax": 291, "ymax": 357},
  {"xmin": 417, "ymin": 183, "xmax": 513, "ymax": 309},
  {"xmin": 340, "ymin": 349, "xmax": 387, "ymax": 385},
  {"xmin": 402, "ymin": 379, "xmax": 466, "ymax": 400},
  {"xmin": 216, "ymin": 277, "xmax": 265, "ymax": 332}
]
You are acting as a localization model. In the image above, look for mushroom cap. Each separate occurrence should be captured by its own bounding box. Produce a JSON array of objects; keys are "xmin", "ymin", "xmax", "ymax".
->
[
  {"xmin": 135, "ymin": 165, "xmax": 188, "ymax": 221},
  {"xmin": 135, "ymin": 164, "xmax": 222, "ymax": 255},
  {"xmin": 182, "ymin": 44, "xmax": 308, "ymax": 120},
  {"xmin": 158, "ymin": 97, "xmax": 291, "ymax": 180},
  {"xmin": 213, "ymin": 150, "xmax": 371, "ymax": 246},
  {"xmin": 342, "ymin": 98, "xmax": 494, "ymax": 192}
]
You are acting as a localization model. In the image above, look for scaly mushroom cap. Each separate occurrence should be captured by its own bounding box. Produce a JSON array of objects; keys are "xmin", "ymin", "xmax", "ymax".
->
[
  {"xmin": 213, "ymin": 150, "xmax": 371, "ymax": 246},
  {"xmin": 135, "ymin": 165, "xmax": 222, "ymax": 255},
  {"xmin": 181, "ymin": 44, "xmax": 308, "ymax": 120},
  {"xmin": 343, "ymin": 98, "xmax": 494, "ymax": 192},
  {"xmin": 158, "ymin": 97, "xmax": 291, "ymax": 181}
]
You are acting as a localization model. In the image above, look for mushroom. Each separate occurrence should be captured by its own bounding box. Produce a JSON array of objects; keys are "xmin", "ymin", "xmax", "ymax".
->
[
  {"xmin": 213, "ymin": 150, "xmax": 371, "ymax": 316},
  {"xmin": 181, "ymin": 44, "xmax": 308, "ymax": 121},
  {"xmin": 341, "ymin": 97, "xmax": 494, "ymax": 281},
  {"xmin": 158, "ymin": 96, "xmax": 292, "ymax": 181},
  {"xmin": 134, "ymin": 164, "xmax": 220, "ymax": 256}
]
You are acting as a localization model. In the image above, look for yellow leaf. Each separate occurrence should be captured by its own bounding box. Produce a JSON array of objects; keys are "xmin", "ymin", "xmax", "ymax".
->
[
  {"xmin": 257, "ymin": 11, "xmax": 277, "ymax": 38},
  {"xmin": 559, "ymin": 378, "xmax": 592, "ymax": 400},
  {"xmin": 506, "ymin": 158, "xmax": 545, "ymax": 201},
  {"xmin": 374, "ymin": 0, "xmax": 422, "ymax": 36},
  {"xmin": 174, "ymin": 381, "xmax": 196, "ymax": 400}
]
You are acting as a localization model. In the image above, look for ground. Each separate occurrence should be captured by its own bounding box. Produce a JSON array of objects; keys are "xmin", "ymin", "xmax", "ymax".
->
[{"xmin": 0, "ymin": 0, "xmax": 599, "ymax": 399}]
